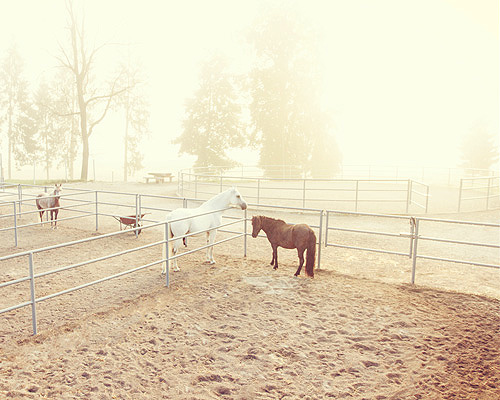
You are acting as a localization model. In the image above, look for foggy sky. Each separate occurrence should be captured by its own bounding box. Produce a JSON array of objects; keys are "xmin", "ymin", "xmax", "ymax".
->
[{"xmin": 0, "ymin": 0, "xmax": 498, "ymax": 180}]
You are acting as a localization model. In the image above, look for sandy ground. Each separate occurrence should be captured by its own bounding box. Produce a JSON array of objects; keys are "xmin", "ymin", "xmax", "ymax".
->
[{"xmin": 0, "ymin": 181, "xmax": 499, "ymax": 399}]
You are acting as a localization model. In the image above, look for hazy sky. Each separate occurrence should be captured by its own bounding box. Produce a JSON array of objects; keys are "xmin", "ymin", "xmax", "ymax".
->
[{"xmin": 0, "ymin": 0, "xmax": 498, "ymax": 179}]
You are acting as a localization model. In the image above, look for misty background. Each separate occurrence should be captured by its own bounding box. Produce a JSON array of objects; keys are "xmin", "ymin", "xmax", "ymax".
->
[{"xmin": 0, "ymin": 0, "xmax": 498, "ymax": 182}]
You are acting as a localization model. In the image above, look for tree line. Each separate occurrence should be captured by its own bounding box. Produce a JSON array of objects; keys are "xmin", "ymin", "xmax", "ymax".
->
[
  {"xmin": 0, "ymin": 1, "xmax": 149, "ymax": 182},
  {"xmin": 4, "ymin": 2, "xmax": 492, "ymax": 182},
  {"xmin": 176, "ymin": 9, "xmax": 342, "ymax": 178}
]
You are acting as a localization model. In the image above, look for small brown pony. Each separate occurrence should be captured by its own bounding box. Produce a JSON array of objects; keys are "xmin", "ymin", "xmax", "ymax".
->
[
  {"xmin": 251, "ymin": 215, "xmax": 316, "ymax": 277},
  {"xmin": 36, "ymin": 184, "xmax": 62, "ymax": 229}
]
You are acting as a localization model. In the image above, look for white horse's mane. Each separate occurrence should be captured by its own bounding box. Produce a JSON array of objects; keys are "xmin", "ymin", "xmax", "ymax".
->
[{"xmin": 201, "ymin": 187, "xmax": 237, "ymax": 208}]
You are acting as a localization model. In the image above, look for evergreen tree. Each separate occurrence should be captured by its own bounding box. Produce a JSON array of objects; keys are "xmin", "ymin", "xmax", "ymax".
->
[
  {"xmin": 248, "ymin": 8, "xmax": 341, "ymax": 178},
  {"xmin": 460, "ymin": 125, "xmax": 499, "ymax": 172},
  {"xmin": 175, "ymin": 54, "xmax": 245, "ymax": 169},
  {"xmin": 33, "ymin": 81, "xmax": 60, "ymax": 180},
  {"xmin": 0, "ymin": 43, "xmax": 30, "ymax": 179}
]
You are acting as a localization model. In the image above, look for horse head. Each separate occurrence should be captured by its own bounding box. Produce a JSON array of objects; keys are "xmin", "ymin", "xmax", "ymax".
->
[
  {"xmin": 53, "ymin": 183, "xmax": 62, "ymax": 199},
  {"xmin": 251, "ymin": 215, "xmax": 262, "ymax": 238},
  {"xmin": 228, "ymin": 187, "xmax": 247, "ymax": 210}
]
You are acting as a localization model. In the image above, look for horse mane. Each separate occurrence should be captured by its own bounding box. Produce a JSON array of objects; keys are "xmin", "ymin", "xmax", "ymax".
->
[
  {"xmin": 201, "ymin": 187, "xmax": 232, "ymax": 208},
  {"xmin": 258, "ymin": 215, "xmax": 286, "ymax": 225},
  {"xmin": 259, "ymin": 215, "xmax": 286, "ymax": 224}
]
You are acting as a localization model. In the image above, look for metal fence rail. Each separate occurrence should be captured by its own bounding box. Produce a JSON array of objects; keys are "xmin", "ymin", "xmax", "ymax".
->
[
  {"xmin": 325, "ymin": 209, "xmax": 500, "ymax": 284},
  {"xmin": 458, "ymin": 176, "xmax": 500, "ymax": 212},
  {"xmin": 180, "ymin": 172, "xmax": 429, "ymax": 214},
  {"xmin": 1, "ymin": 183, "xmax": 499, "ymax": 336},
  {"xmin": 0, "ymin": 206, "xmax": 246, "ymax": 335}
]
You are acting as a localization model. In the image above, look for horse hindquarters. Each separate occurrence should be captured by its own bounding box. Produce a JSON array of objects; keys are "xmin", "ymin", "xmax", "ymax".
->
[{"xmin": 35, "ymin": 199, "xmax": 44, "ymax": 224}]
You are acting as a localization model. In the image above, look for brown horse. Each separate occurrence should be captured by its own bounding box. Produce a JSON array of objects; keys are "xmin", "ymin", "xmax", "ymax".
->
[
  {"xmin": 251, "ymin": 215, "xmax": 316, "ymax": 277},
  {"xmin": 36, "ymin": 184, "xmax": 62, "ymax": 229}
]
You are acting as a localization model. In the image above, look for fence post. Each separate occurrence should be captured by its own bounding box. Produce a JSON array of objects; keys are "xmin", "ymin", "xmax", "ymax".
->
[
  {"xmin": 28, "ymin": 252, "xmax": 37, "ymax": 335},
  {"xmin": 244, "ymin": 208, "xmax": 248, "ymax": 257},
  {"xmin": 408, "ymin": 217, "xmax": 415, "ymax": 258},
  {"xmin": 164, "ymin": 221, "xmax": 170, "ymax": 287},
  {"xmin": 135, "ymin": 194, "xmax": 139, "ymax": 238},
  {"xmin": 411, "ymin": 218, "xmax": 420, "ymax": 284},
  {"xmin": 425, "ymin": 185, "xmax": 429, "ymax": 213},
  {"xmin": 13, "ymin": 201, "xmax": 18, "ymax": 247},
  {"xmin": 17, "ymin": 184, "xmax": 22, "ymax": 215},
  {"xmin": 177, "ymin": 171, "xmax": 180, "ymax": 195},
  {"xmin": 458, "ymin": 179, "xmax": 463, "ymax": 212},
  {"xmin": 486, "ymin": 177, "xmax": 491, "ymax": 210},
  {"xmin": 406, "ymin": 179, "xmax": 411, "ymax": 214},
  {"xmin": 302, "ymin": 179, "xmax": 306, "ymax": 209},
  {"xmin": 257, "ymin": 178, "xmax": 261, "ymax": 205},
  {"xmin": 95, "ymin": 191, "xmax": 99, "ymax": 231},
  {"xmin": 355, "ymin": 181, "xmax": 359, "ymax": 212},
  {"xmin": 317, "ymin": 210, "xmax": 324, "ymax": 270},
  {"xmin": 325, "ymin": 210, "xmax": 329, "ymax": 246}
]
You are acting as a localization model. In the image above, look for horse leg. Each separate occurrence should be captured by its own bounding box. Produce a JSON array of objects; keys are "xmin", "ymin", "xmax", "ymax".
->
[
  {"xmin": 272, "ymin": 245, "xmax": 279, "ymax": 270},
  {"xmin": 38, "ymin": 210, "xmax": 44, "ymax": 225},
  {"xmin": 53, "ymin": 210, "xmax": 59, "ymax": 229},
  {"xmin": 295, "ymin": 248, "xmax": 305, "ymax": 277},
  {"xmin": 172, "ymin": 238, "xmax": 181, "ymax": 272},
  {"xmin": 206, "ymin": 230, "xmax": 217, "ymax": 264}
]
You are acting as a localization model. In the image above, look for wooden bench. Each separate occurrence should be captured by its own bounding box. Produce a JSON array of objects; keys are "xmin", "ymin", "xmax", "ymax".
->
[{"xmin": 145, "ymin": 172, "xmax": 173, "ymax": 183}]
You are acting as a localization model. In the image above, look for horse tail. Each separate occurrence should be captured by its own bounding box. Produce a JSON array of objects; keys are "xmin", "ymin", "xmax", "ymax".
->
[{"xmin": 305, "ymin": 229, "xmax": 316, "ymax": 277}]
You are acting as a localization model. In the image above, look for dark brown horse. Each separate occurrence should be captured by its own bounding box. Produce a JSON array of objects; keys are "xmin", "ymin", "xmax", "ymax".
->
[
  {"xmin": 251, "ymin": 215, "xmax": 316, "ymax": 277},
  {"xmin": 36, "ymin": 184, "xmax": 62, "ymax": 229}
]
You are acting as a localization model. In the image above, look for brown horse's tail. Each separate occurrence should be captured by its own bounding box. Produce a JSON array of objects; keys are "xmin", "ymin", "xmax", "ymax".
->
[{"xmin": 305, "ymin": 229, "xmax": 316, "ymax": 277}]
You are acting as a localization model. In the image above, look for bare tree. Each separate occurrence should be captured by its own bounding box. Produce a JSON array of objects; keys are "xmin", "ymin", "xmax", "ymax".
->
[{"xmin": 56, "ymin": 1, "xmax": 127, "ymax": 180}]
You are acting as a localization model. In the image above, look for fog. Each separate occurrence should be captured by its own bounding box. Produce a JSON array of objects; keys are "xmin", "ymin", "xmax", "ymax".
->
[{"xmin": 0, "ymin": 0, "xmax": 498, "ymax": 181}]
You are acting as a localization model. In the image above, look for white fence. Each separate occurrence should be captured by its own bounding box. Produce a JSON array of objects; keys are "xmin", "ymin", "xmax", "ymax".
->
[
  {"xmin": 1, "ymin": 183, "xmax": 499, "ymax": 336},
  {"xmin": 179, "ymin": 165, "xmax": 500, "ymax": 213},
  {"xmin": 458, "ymin": 176, "xmax": 500, "ymax": 212},
  {"xmin": 324, "ymin": 210, "xmax": 500, "ymax": 284},
  {"xmin": 0, "ymin": 204, "xmax": 247, "ymax": 335},
  {"xmin": 179, "ymin": 173, "xmax": 430, "ymax": 214}
]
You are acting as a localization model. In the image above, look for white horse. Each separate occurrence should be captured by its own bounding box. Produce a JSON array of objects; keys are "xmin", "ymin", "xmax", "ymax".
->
[{"xmin": 162, "ymin": 187, "xmax": 248, "ymax": 273}]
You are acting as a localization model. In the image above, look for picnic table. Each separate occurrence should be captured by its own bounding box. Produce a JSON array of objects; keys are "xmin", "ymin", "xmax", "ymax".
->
[{"xmin": 145, "ymin": 172, "xmax": 173, "ymax": 183}]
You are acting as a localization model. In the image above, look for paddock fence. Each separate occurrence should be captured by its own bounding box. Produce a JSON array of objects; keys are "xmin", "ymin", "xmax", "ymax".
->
[
  {"xmin": 458, "ymin": 176, "xmax": 500, "ymax": 212},
  {"xmin": 1, "ymin": 183, "xmax": 499, "ymax": 336},
  {"xmin": 324, "ymin": 210, "xmax": 500, "ymax": 284},
  {"xmin": 0, "ymin": 205, "xmax": 247, "ymax": 335},
  {"xmin": 179, "ymin": 173, "xmax": 430, "ymax": 214},
  {"xmin": 178, "ymin": 165, "xmax": 500, "ymax": 213}
]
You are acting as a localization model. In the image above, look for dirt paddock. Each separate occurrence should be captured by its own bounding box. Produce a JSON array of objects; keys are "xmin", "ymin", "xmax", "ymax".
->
[{"xmin": 0, "ymin": 182, "xmax": 499, "ymax": 399}]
